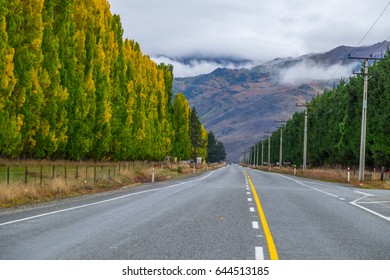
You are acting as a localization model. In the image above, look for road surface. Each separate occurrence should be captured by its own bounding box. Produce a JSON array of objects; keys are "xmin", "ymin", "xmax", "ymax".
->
[{"xmin": 0, "ymin": 164, "xmax": 389, "ymax": 259}]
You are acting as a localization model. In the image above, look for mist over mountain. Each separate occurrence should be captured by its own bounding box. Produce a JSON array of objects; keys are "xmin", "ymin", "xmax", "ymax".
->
[
  {"xmin": 172, "ymin": 41, "xmax": 389, "ymax": 162},
  {"xmin": 153, "ymin": 55, "xmax": 256, "ymax": 78},
  {"xmin": 166, "ymin": 55, "xmax": 252, "ymax": 66}
]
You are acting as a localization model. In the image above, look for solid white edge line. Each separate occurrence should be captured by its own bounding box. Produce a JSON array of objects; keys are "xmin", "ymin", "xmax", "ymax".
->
[
  {"xmin": 271, "ymin": 172, "xmax": 344, "ymax": 199},
  {"xmin": 0, "ymin": 170, "xmax": 218, "ymax": 227},
  {"xmin": 255, "ymin": 247, "xmax": 264, "ymax": 260},
  {"xmin": 350, "ymin": 201, "xmax": 390, "ymax": 222}
]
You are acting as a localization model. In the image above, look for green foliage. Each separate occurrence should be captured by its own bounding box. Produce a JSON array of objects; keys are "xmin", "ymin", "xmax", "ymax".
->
[
  {"xmin": 0, "ymin": 0, "xmax": 205, "ymax": 162},
  {"xmin": 189, "ymin": 108, "xmax": 208, "ymax": 162},
  {"xmin": 253, "ymin": 52, "xmax": 390, "ymax": 167},
  {"xmin": 172, "ymin": 93, "xmax": 191, "ymax": 160},
  {"xmin": 207, "ymin": 131, "xmax": 226, "ymax": 163}
]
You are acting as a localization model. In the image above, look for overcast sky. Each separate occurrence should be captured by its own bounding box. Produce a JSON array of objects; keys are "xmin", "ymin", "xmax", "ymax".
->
[{"xmin": 109, "ymin": 0, "xmax": 390, "ymax": 77}]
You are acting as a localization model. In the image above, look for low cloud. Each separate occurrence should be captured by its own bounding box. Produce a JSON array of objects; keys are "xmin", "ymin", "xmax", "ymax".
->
[
  {"xmin": 152, "ymin": 56, "xmax": 256, "ymax": 78},
  {"xmin": 279, "ymin": 60, "xmax": 358, "ymax": 84},
  {"xmin": 110, "ymin": 0, "xmax": 390, "ymax": 71}
]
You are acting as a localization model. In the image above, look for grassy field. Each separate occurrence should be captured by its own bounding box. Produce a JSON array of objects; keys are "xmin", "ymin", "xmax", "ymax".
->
[{"xmin": 0, "ymin": 160, "xmax": 220, "ymax": 208}]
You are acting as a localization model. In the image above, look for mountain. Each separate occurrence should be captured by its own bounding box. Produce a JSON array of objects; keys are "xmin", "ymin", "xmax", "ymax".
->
[{"xmin": 172, "ymin": 41, "xmax": 389, "ymax": 162}]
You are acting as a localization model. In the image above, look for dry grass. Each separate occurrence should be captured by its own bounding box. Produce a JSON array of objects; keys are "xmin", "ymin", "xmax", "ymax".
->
[
  {"xmin": 0, "ymin": 161, "xmax": 223, "ymax": 208},
  {"xmin": 0, "ymin": 178, "xmax": 112, "ymax": 208}
]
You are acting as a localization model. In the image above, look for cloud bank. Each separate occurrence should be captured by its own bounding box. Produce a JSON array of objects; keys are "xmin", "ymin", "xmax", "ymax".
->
[
  {"xmin": 110, "ymin": 0, "xmax": 390, "ymax": 66},
  {"xmin": 152, "ymin": 56, "xmax": 256, "ymax": 77},
  {"xmin": 279, "ymin": 61, "xmax": 358, "ymax": 84}
]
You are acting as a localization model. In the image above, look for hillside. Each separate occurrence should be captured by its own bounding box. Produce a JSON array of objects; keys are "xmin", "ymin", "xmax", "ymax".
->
[
  {"xmin": 173, "ymin": 41, "xmax": 389, "ymax": 161},
  {"xmin": 255, "ymin": 50, "xmax": 390, "ymax": 168}
]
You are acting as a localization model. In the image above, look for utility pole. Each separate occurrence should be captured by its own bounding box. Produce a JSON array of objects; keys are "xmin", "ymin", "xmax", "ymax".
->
[
  {"xmin": 296, "ymin": 101, "xmax": 309, "ymax": 171},
  {"xmin": 261, "ymin": 140, "xmax": 264, "ymax": 167},
  {"xmin": 250, "ymin": 147, "xmax": 253, "ymax": 166},
  {"xmin": 248, "ymin": 147, "xmax": 251, "ymax": 166},
  {"xmin": 348, "ymin": 55, "xmax": 383, "ymax": 181},
  {"xmin": 274, "ymin": 120, "xmax": 287, "ymax": 168},
  {"xmin": 264, "ymin": 131, "xmax": 273, "ymax": 170},
  {"xmin": 255, "ymin": 143, "xmax": 258, "ymax": 167},
  {"xmin": 252, "ymin": 145, "xmax": 256, "ymax": 167},
  {"xmin": 252, "ymin": 146, "xmax": 255, "ymax": 167}
]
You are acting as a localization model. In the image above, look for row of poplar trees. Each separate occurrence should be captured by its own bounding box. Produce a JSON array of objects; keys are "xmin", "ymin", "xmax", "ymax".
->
[
  {"xmin": 253, "ymin": 52, "xmax": 390, "ymax": 168},
  {"xmin": 0, "ymin": 0, "xmax": 208, "ymax": 162}
]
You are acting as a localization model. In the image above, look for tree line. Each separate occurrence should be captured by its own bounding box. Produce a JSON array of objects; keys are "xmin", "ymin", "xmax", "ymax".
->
[
  {"xmin": 0, "ymin": 0, "xmax": 225, "ymax": 163},
  {"xmin": 249, "ymin": 51, "xmax": 390, "ymax": 168}
]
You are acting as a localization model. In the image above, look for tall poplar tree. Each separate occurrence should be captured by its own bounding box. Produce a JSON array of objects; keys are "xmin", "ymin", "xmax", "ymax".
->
[
  {"xmin": 36, "ymin": 0, "xmax": 69, "ymax": 158},
  {"xmin": 172, "ymin": 93, "xmax": 191, "ymax": 160},
  {"xmin": 190, "ymin": 108, "xmax": 208, "ymax": 162},
  {"xmin": 0, "ymin": 0, "xmax": 18, "ymax": 157},
  {"xmin": 7, "ymin": 0, "xmax": 45, "ymax": 157}
]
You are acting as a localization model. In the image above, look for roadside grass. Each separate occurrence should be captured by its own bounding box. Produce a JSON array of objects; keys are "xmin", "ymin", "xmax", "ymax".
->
[
  {"xmin": 0, "ymin": 178, "xmax": 123, "ymax": 208},
  {"xmin": 253, "ymin": 165, "xmax": 390, "ymax": 190},
  {"xmin": 0, "ymin": 161, "xmax": 222, "ymax": 208}
]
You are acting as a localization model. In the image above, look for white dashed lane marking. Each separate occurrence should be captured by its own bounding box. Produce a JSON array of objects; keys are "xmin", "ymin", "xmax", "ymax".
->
[
  {"xmin": 244, "ymin": 178, "xmax": 266, "ymax": 260},
  {"xmin": 255, "ymin": 247, "xmax": 265, "ymax": 260}
]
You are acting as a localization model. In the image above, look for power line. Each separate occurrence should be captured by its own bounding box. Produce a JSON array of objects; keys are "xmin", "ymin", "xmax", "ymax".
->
[
  {"xmin": 355, "ymin": 0, "xmax": 390, "ymax": 51},
  {"xmin": 326, "ymin": 0, "xmax": 390, "ymax": 85}
]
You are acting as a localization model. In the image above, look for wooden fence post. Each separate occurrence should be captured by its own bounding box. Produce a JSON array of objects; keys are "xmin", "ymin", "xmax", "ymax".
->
[
  {"xmin": 24, "ymin": 166, "xmax": 28, "ymax": 186},
  {"xmin": 40, "ymin": 165, "xmax": 43, "ymax": 186},
  {"xmin": 7, "ymin": 166, "xmax": 10, "ymax": 185}
]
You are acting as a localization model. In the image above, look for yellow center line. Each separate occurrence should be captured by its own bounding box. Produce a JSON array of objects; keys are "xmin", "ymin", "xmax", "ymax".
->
[{"xmin": 245, "ymin": 172, "xmax": 279, "ymax": 260}]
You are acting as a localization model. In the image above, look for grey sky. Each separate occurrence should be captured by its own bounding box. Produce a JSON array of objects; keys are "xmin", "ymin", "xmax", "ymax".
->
[{"xmin": 109, "ymin": 0, "xmax": 390, "ymax": 76}]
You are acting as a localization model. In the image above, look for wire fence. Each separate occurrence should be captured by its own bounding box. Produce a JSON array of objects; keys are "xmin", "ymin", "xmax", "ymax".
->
[{"xmin": 0, "ymin": 162, "xmax": 135, "ymax": 186}]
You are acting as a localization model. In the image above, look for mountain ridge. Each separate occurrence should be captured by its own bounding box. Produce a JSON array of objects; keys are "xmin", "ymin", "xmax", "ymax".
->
[{"xmin": 172, "ymin": 41, "xmax": 390, "ymax": 162}]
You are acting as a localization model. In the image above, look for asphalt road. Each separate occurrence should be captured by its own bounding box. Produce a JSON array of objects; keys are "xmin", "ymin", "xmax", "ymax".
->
[
  {"xmin": 0, "ymin": 164, "xmax": 389, "ymax": 260},
  {"xmin": 245, "ymin": 168, "xmax": 390, "ymax": 259}
]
